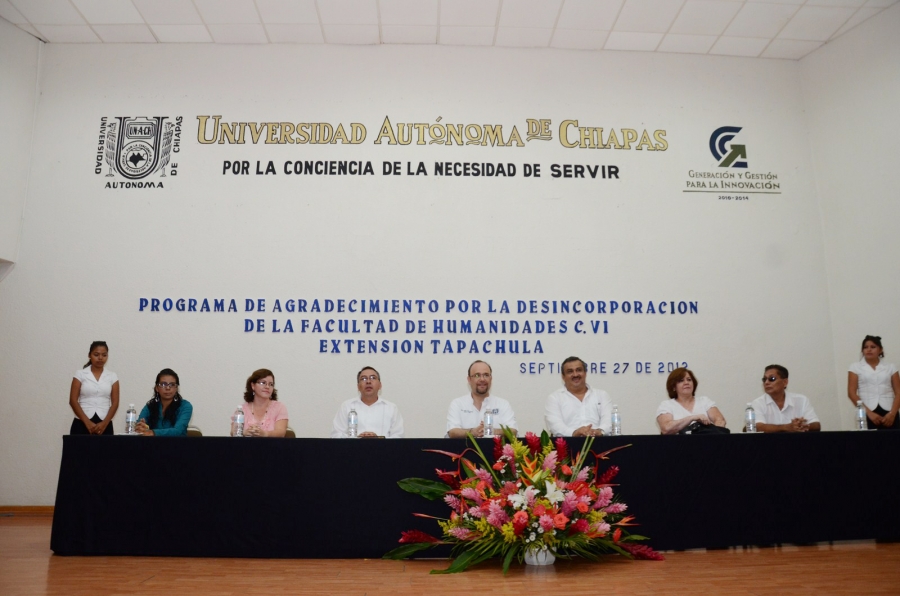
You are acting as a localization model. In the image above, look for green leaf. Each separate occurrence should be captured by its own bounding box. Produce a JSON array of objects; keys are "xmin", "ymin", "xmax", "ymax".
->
[
  {"xmin": 397, "ymin": 478, "xmax": 449, "ymax": 500},
  {"xmin": 501, "ymin": 546, "xmax": 518, "ymax": 574},
  {"xmin": 430, "ymin": 549, "xmax": 495, "ymax": 574},
  {"xmin": 383, "ymin": 542, "xmax": 441, "ymax": 560}
]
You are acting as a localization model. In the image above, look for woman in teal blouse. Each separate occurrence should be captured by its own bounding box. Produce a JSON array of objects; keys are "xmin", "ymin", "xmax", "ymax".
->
[{"xmin": 135, "ymin": 368, "xmax": 193, "ymax": 436}]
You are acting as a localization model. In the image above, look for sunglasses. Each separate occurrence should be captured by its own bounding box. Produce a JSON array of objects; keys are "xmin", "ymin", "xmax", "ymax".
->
[{"xmin": 762, "ymin": 376, "xmax": 780, "ymax": 383}]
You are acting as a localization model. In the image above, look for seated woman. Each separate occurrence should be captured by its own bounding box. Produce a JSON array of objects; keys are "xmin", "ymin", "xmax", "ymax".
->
[
  {"xmin": 135, "ymin": 368, "xmax": 193, "ymax": 436},
  {"xmin": 241, "ymin": 368, "xmax": 288, "ymax": 437},
  {"xmin": 656, "ymin": 367, "xmax": 727, "ymax": 434}
]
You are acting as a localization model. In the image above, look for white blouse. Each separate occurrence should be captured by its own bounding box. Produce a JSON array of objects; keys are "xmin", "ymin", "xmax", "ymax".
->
[
  {"xmin": 656, "ymin": 395, "xmax": 717, "ymax": 422},
  {"xmin": 73, "ymin": 368, "xmax": 118, "ymax": 418},
  {"xmin": 849, "ymin": 359, "xmax": 898, "ymax": 411}
]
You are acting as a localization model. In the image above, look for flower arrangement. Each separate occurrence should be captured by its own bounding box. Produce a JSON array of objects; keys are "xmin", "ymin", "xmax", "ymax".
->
[{"xmin": 384, "ymin": 429, "xmax": 663, "ymax": 573}]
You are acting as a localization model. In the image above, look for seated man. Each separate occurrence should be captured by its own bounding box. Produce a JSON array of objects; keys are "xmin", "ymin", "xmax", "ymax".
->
[
  {"xmin": 331, "ymin": 366, "xmax": 404, "ymax": 438},
  {"xmin": 446, "ymin": 360, "xmax": 517, "ymax": 438},
  {"xmin": 751, "ymin": 365, "xmax": 820, "ymax": 432},
  {"xmin": 545, "ymin": 356, "xmax": 611, "ymax": 437}
]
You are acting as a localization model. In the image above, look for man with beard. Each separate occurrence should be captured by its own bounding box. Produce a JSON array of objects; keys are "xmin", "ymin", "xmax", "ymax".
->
[
  {"xmin": 545, "ymin": 356, "xmax": 612, "ymax": 437},
  {"xmin": 446, "ymin": 360, "xmax": 517, "ymax": 438}
]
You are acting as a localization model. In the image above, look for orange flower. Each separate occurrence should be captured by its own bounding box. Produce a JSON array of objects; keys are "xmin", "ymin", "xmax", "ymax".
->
[
  {"xmin": 561, "ymin": 464, "xmax": 572, "ymax": 475},
  {"xmin": 576, "ymin": 502, "xmax": 589, "ymax": 514},
  {"xmin": 553, "ymin": 513, "xmax": 569, "ymax": 530}
]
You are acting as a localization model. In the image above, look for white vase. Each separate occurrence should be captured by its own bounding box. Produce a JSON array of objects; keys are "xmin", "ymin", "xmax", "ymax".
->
[{"xmin": 524, "ymin": 547, "xmax": 556, "ymax": 566}]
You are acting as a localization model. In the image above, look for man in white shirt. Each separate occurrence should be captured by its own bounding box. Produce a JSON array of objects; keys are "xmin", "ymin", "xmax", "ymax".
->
[
  {"xmin": 446, "ymin": 360, "xmax": 517, "ymax": 438},
  {"xmin": 544, "ymin": 356, "xmax": 612, "ymax": 437},
  {"xmin": 331, "ymin": 366, "xmax": 404, "ymax": 438},
  {"xmin": 750, "ymin": 364, "xmax": 820, "ymax": 432}
]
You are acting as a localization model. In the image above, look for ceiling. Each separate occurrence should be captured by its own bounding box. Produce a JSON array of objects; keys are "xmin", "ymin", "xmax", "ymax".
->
[{"xmin": 1, "ymin": 0, "xmax": 895, "ymax": 60}]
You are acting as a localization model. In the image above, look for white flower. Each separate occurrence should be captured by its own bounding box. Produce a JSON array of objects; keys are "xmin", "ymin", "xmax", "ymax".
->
[
  {"xmin": 538, "ymin": 527, "xmax": 544, "ymax": 534},
  {"xmin": 544, "ymin": 480, "xmax": 565, "ymax": 504},
  {"xmin": 507, "ymin": 492, "xmax": 526, "ymax": 509}
]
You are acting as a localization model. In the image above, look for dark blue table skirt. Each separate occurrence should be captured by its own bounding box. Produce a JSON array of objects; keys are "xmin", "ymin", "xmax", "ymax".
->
[{"xmin": 50, "ymin": 432, "xmax": 900, "ymax": 557}]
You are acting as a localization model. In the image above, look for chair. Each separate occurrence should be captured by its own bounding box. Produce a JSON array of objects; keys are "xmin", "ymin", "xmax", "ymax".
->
[
  {"xmin": 284, "ymin": 427, "xmax": 296, "ymax": 439},
  {"xmin": 187, "ymin": 425, "xmax": 203, "ymax": 437}
]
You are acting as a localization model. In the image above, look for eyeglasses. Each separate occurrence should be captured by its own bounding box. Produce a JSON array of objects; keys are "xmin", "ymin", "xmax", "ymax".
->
[
  {"xmin": 762, "ymin": 376, "xmax": 780, "ymax": 383},
  {"xmin": 157, "ymin": 382, "xmax": 177, "ymax": 389},
  {"xmin": 255, "ymin": 380, "xmax": 275, "ymax": 388},
  {"xmin": 470, "ymin": 373, "xmax": 492, "ymax": 380},
  {"xmin": 359, "ymin": 375, "xmax": 379, "ymax": 382}
]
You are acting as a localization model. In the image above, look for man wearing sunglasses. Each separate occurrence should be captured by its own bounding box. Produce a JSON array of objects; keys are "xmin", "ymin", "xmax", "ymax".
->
[{"xmin": 750, "ymin": 365, "xmax": 820, "ymax": 432}]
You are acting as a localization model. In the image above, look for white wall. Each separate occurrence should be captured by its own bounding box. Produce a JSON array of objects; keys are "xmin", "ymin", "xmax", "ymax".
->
[
  {"xmin": 0, "ymin": 18, "xmax": 41, "ymax": 277},
  {"xmin": 0, "ymin": 40, "xmax": 845, "ymax": 505},
  {"xmin": 800, "ymin": 3, "xmax": 900, "ymax": 429}
]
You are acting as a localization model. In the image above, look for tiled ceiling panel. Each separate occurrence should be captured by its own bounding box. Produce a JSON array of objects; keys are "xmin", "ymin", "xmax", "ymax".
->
[{"xmin": 2, "ymin": 0, "xmax": 896, "ymax": 60}]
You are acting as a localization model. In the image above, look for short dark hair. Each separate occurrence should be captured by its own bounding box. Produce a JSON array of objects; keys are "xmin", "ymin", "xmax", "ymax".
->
[
  {"xmin": 666, "ymin": 367, "xmax": 697, "ymax": 399},
  {"xmin": 862, "ymin": 335, "xmax": 884, "ymax": 358},
  {"xmin": 244, "ymin": 368, "xmax": 278, "ymax": 402},
  {"xmin": 764, "ymin": 364, "xmax": 789, "ymax": 379},
  {"xmin": 357, "ymin": 366, "xmax": 380, "ymax": 382},
  {"xmin": 561, "ymin": 356, "xmax": 587, "ymax": 375},
  {"xmin": 467, "ymin": 360, "xmax": 492, "ymax": 376}
]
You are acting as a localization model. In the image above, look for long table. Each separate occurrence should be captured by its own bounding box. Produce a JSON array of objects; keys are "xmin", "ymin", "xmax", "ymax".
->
[{"xmin": 50, "ymin": 432, "xmax": 900, "ymax": 557}]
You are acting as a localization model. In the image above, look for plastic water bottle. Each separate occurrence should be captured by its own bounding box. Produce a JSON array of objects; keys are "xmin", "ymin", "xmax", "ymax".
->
[
  {"xmin": 232, "ymin": 406, "xmax": 244, "ymax": 437},
  {"xmin": 744, "ymin": 403, "xmax": 756, "ymax": 433},
  {"xmin": 610, "ymin": 405, "xmax": 622, "ymax": 436},
  {"xmin": 125, "ymin": 404, "xmax": 137, "ymax": 435},
  {"xmin": 348, "ymin": 408, "xmax": 358, "ymax": 438},
  {"xmin": 483, "ymin": 409, "xmax": 494, "ymax": 437},
  {"xmin": 856, "ymin": 401, "xmax": 867, "ymax": 430}
]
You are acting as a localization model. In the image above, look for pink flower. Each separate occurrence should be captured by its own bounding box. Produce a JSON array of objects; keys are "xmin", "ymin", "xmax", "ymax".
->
[
  {"xmin": 575, "ymin": 466, "xmax": 590, "ymax": 482},
  {"xmin": 593, "ymin": 522, "xmax": 611, "ymax": 535},
  {"xmin": 449, "ymin": 527, "xmax": 475, "ymax": 540},
  {"xmin": 539, "ymin": 514, "xmax": 555, "ymax": 532},
  {"xmin": 561, "ymin": 491, "xmax": 579, "ymax": 516},
  {"xmin": 543, "ymin": 451, "xmax": 558, "ymax": 471},
  {"xmin": 593, "ymin": 486, "xmax": 613, "ymax": 509},
  {"xmin": 502, "ymin": 444, "xmax": 516, "ymax": 459},
  {"xmin": 460, "ymin": 487, "xmax": 483, "ymax": 505},
  {"xmin": 604, "ymin": 502, "xmax": 628, "ymax": 514},
  {"xmin": 525, "ymin": 486, "xmax": 537, "ymax": 507},
  {"xmin": 475, "ymin": 468, "xmax": 493, "ymax": 484},
  {"xmin": 486, "ymin": 501, "xmax": 510, "ymax": 528},
  {"xmin": 501, "ymin": 481, "xmax": 518, "ymax": 496},
  {"xmin": 468, "ymin": 506, "xmax": 484, "ymax": 518},
  {"xmin": 444, "ymin": 494, "xmax": 461, "ymax": 510}
]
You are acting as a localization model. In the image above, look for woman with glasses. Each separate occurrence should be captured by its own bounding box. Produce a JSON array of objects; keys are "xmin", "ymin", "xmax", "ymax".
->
[
  {"xmin": 239, "ymin": 368, "xmax": 288, "ymax": 437},
  {"xmin": 134, "ymin": 368, "xmax": 193, "ymax": 436},
  {"xmin": 69, "ymin": 340, "xmax": 119, "ymax": 435},
  {"xmin": 848, "ymin": 335, "xmax": 900, "ymax": 430}
]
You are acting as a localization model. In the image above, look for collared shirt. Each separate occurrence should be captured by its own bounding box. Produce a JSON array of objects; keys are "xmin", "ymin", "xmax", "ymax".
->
[
  {"xmin": 331, "ymin": 397, "xmax": 404, "ymax": 438},
  {"xmin": 849, "ymin": 359, "xmax": 898, "ymax": 410},
  {"xmin": 544, "ymin": 385, "xmax": 612, "ymax": 436},
  {"xmin": 446, "ymin": 394, "xmax": 517, "ymax": 434},
  {"xmin": 73, "ymin": 368, "xmax": 118, "ymax": 418},
  {"xmin": 750, "ymin": 392, "xmax": 819, "ymax": 426},
  {"xmin": 138, "ymin": 400, "xmax": 194, "ymax": 436}
]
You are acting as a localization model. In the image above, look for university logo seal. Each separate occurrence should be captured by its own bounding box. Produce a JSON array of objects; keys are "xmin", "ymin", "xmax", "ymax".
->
[{"xmin": 95, "ymin": 116, "xmax": 182, "ymax": 188}]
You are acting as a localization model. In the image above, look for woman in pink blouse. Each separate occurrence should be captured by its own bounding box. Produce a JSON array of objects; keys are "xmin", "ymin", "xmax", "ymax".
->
[{"xmin": 241, "ymin": 368, "xmax": 289, "ymax": 437}]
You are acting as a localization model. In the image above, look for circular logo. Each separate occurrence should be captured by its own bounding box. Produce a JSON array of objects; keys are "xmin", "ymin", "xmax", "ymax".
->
[{"xmin": 120, "ymin": 141, "xmax": 154, "ymax": 176}]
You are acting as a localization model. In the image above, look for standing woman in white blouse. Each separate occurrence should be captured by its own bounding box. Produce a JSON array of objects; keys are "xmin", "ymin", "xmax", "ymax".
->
[
  {"xmin": 848, "ymin": 335, "xmax": 900, "ymax": 430},
  {"xmin": 656, "ymin": 367, "xmax": 727, "ymax": 434},
  {"xmin": 68, "ymin": 341, "xmax": 120, "ymax": 435}
]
